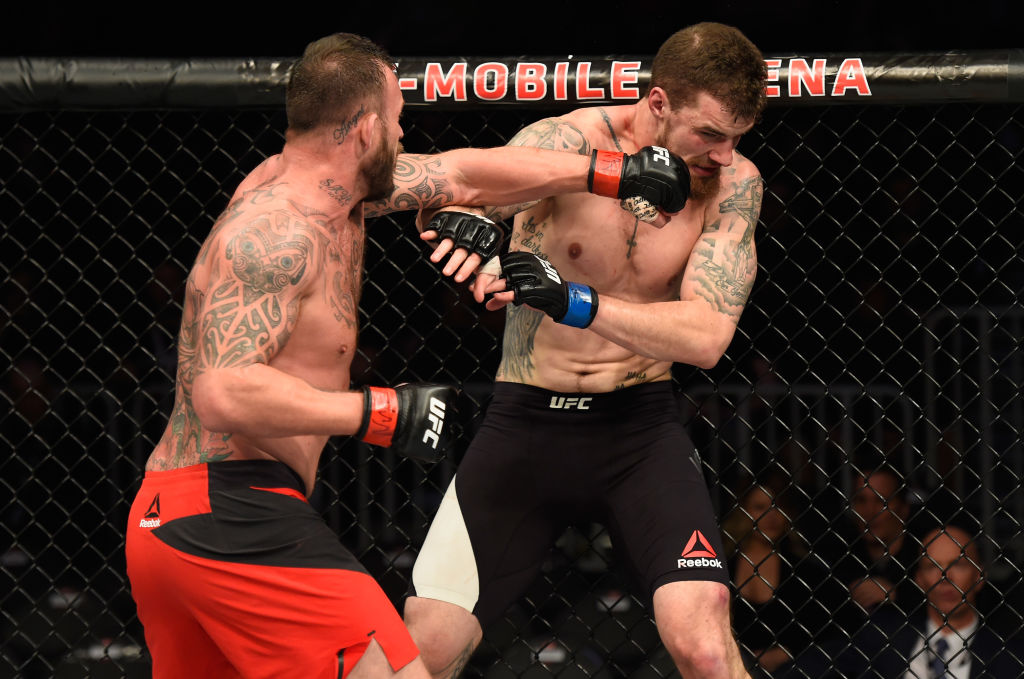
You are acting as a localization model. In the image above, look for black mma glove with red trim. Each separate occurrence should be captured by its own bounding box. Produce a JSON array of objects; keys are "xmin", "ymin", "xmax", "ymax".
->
[
  {"xmin": 356, "ymin": 383, "xmax": 457, "ymax": 462},
  {"xmin": 588, "ymin": 145, "xmax": 690, "ymax": 213},
  {"xmin": 498, "ymin": 251, "xmax": 598, "ymax": 329},
  {"xmin": 426, "ymin": 211, "xmax": 506, "ymax": 260}
]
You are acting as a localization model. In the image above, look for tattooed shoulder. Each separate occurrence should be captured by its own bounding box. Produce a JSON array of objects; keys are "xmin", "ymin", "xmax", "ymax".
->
[{"xmin": 508, "ymin": 118, "xmax": 591, "ymax": 154}]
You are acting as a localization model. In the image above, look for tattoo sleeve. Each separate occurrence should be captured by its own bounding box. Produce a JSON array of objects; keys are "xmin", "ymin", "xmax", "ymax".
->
[
  {"xmin": 689, "ymin": 176, "xmax": 763, "ymax": 318},
  {"xmin": 364, "ymin": 154, "xmax": 455, "ymax": 217},
  {"xmin": 197, "ymin": 215, "xmax": 315, "ymax": 370}
]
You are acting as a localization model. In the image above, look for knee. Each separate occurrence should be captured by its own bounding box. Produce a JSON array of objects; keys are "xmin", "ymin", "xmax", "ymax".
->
[
  {"xmin": 403, "ymin": 597, "xmax": 481, "ymax": 677},
  {"xmin": 669, "ymin": 641, "xmax": 732, "ymax": 677},
  {"xmin": 657, "ymin": 584, "xmax": 737, "ymax": 675}
]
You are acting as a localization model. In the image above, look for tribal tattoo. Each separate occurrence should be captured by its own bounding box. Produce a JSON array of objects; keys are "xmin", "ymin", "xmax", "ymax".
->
[
  {"xmin": 200, "ymin": 221, "xmax": 312, "ymax": 368},
  {"xmin": 159, "ymin": 279, "xmax": 233, "ymax": 468},
  {"xmin": 364, "ymin": 154, "xmax": 454, "ymax": 216}
]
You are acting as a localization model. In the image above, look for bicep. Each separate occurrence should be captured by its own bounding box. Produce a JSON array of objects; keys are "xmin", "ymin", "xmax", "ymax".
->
[
  {"xmin": 194, "ymin": 222, "xmax": 317, "ymax": 370},
  {"xmin": 680, "ymin": 174, "xmax": 763, "ymax": 320}
]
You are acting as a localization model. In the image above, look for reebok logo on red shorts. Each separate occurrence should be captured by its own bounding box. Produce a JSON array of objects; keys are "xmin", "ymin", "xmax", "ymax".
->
[
  {"xmin": 139, "ymin": 494, "xmax": 161, "ymax": 528},
  {"xmin": 677, "ymin": 530, "xmax": 722, "ymax": 569}
]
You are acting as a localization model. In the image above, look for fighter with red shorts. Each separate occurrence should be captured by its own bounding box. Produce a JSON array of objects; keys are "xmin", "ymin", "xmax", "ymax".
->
[{"xmin": 127, "ymin": 460, "xmax": 418, "ymax": 679}]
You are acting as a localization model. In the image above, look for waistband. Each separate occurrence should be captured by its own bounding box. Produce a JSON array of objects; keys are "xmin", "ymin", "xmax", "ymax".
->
[
  {"xmin": 490, "ymin": 380, "xmax": 676, "ymax": 414},
  {"xmin": 143, "ymin": 459, "xmax": 306, "ymax": 496}
]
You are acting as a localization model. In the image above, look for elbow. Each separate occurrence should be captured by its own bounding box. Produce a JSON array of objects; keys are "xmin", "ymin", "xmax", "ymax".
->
[
  {"xmin": 689, "ymin": 324, "xmax": 737, "ymax": 370},
  {"xmin": 691, "ymin": 349, "xmax": 725, "ymax": 371},
  {"xmin": 192, "ymin": 370, "xmax": 237, "ymax": 433}
]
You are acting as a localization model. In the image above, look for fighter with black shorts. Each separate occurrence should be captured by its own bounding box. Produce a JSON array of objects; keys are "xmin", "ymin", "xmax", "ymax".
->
[
  {"xmin": 411, "ymin": 382, "xmax": 729, "ymax": 627},
  {"xmin": 404, "ymin": 23, "xmax": 766, "ymax": 679}
]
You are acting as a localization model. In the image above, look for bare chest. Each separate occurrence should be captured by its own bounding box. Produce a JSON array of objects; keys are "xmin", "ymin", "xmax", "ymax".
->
[{"xmin": 519, "ymin": 195, "xmax": 703, "ymax": 300}]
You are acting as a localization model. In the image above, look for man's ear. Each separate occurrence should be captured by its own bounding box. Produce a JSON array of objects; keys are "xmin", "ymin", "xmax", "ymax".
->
[
  {"xmin": 356, "ymin": 110, "xmax": 380, "ymax": 155},
  {"xmin": 648, "ymin": 86, "xmax": 670, "ymax": 120}
]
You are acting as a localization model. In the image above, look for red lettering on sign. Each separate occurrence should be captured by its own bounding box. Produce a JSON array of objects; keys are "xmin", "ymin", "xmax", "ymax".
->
[
  {"xmin": 474, "ymin": 62, "xmax": 509, "ymax": 101},
  {"xmin": 610, "ymin": 61, "xmax": 641, "ymax": 99},
  {"xmin": 515, "ymin": 63, "xmax": 546, "ymax": 100},
  {"xmin": 764, "ymin": 59, "xmax": 782, "ymax": 98},
  {"xmin": 832, "ymin": 58, "xmax": 872, "ymax": 96},
  {"xmin": 576, "ymin": 62, "xmax": 604, "ymax": 99},
  {"xmin": 788, "ymin": 58, "xmax": 827, "ymax": 97},
  {"xmin": 423, "ymin": 62, "xmax": 467, "ymax": 102}
]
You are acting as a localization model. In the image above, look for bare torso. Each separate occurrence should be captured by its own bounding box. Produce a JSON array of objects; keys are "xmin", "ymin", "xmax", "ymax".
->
[
  {"xmin": 499, "ymin": 106, "xmax": 756, "ymax": 393},
  {"xmin": 146, "ymin": 155, "xmax": 362, "ymax": 492}
]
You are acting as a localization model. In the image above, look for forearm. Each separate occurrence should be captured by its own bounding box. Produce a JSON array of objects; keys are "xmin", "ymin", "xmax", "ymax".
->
[
  {"xmin": 587, "ymin": 296, "xmax": 738, "ymax": 369},
  {"xmin": 443, "ymin": 146, "xmax": 591, "ymax": 206},
  {"xmin": 367, "ymin": 147, "xmax": 589, "ymax": 217},
  {"xmin": 193, "ymin": 364, "xmax": 364, "ymax": 438}
]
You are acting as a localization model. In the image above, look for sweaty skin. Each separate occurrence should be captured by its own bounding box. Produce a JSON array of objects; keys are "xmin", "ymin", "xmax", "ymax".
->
[
  {"xmin": 143, "ymin": 68, "xmax": 605, "ymax": 494},
  {"xmin": 484, "ymin": 96, "xmax": 762, "ymax": 394}
]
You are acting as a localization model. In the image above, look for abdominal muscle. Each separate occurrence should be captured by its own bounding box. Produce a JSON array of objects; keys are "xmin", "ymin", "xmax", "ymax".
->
[{"xmin": 498, "ymin": 318, "xmax": 672, "ymax": 394}]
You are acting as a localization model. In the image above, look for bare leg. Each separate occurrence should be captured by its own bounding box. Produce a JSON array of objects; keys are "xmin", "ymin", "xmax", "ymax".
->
[
  {"xmin": 653, "ymin": 580, "xmax": 751, "ymax": 679},
  {"xmin": 404, "ymin": 596, "xmax": 483, "ymax": 679},
  {"xmin": 347, "ymin": 638, "xmax": 431, "ymax": 679}
]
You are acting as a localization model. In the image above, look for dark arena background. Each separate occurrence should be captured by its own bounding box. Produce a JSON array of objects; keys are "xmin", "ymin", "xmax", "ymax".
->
[{"xmin": 2, "ymin": 48, "xmax": 1023, "ymax": 677}]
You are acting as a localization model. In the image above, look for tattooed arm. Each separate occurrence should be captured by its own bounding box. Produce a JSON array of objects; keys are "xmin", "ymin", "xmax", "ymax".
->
[
  {"xmin": 583, "ymin": 163, "xmax": 763, "ymax": 369},
  {"xmin": 444, "ymin": 116, "xmax": 595, "ymax": 224},
  {"xmin": 362, "ymin": 145, "xmax": 592, "ymax": 219},
  {"xmin": 188, "ymin": 210, "xmax": 365, "ymax": 439}
]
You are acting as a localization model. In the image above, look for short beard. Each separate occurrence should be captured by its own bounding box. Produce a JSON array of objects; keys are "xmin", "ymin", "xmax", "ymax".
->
[
  {"xmin": 364, "ymin": 137, "xmax": 402, "ymax": 202},
  {"xmin": 689, "ymin": 172, "xmax": 719, "ymax": 202}
]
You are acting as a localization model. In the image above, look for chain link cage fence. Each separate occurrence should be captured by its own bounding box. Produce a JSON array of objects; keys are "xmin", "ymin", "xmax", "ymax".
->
[{"xmin": 1, "ymin": 52, "xmax": 1022, "ymax": 678}]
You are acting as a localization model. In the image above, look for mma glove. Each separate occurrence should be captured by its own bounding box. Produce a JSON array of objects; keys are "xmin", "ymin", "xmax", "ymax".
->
[
  {"xmin": 426, "ymin": 211, "xmax": 506, "ymax": 260},
  {"xmin": 498, "ymin": 251, "xmax": 598, "ymax": 329},
  {"xmin": 356, "ymin": 383, "xmax": 458, "ymax": 462},
  {"xmin": 588, "ymin": 146, "xmax": 691, "ymax": 213}
]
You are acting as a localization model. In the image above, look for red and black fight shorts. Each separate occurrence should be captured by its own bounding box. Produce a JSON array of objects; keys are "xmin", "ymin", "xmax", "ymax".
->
[{"xmin": 126, "ymin": 460, "xmax": 418, "ymax": 679}]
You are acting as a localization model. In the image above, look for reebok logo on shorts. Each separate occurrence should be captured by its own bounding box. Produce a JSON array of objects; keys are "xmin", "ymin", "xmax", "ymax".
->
[
  {"xmin": 139, "ymin": 493, "xmax": 161, "ymax": 528},
  {"xmin": 677, "ymin": 530, "xmax": 722, "ymax": 569}
]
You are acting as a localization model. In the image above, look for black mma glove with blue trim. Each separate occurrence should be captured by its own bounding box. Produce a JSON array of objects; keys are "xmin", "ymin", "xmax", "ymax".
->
[{"xmin": 498, "ymin": 251, "xmax": 599, "ymax": 329}]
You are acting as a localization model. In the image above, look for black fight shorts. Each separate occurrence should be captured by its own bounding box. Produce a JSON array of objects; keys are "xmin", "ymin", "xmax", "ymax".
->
[{"xmin": 411, "ymin": 381, "xmax": 729, "ymax": 627}]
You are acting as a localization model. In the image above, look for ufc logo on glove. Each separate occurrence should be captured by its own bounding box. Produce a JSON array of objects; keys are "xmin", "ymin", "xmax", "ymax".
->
[
  {"xmin": 539, "ymin": 258, "xmax": 562, "ymax": 284},
  {"xmin": 422, "ymin": 397, "xmax": 447, "ymax": 448}
]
